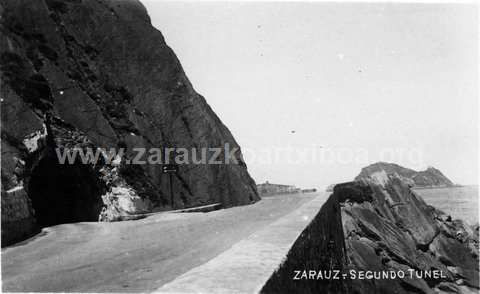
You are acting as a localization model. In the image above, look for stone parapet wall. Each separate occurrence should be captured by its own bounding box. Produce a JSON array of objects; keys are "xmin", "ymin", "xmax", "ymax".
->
[{"xmin": 1, "ymin": 187, "xmax": 38, "ymax": 247}]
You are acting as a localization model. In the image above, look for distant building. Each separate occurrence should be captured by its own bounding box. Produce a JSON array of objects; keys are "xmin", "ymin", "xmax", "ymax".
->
[{"xmin": 257, "ymin": 181, "xmax": 300, "ymax": 196}]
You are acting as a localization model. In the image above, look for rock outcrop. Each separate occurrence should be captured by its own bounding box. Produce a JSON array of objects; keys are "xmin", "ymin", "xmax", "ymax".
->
[
  {"xmin": 340, "ymin": 177, "xmax": 478, "ymax": 293},
  {"xmin": 262, "ymin": 175, "xmax": 478, "ymax": 294},
  {"xmin": 0, "ymin": 0, "xmax": 258, "ymax": 246},
  {"xmin": 356, "ymin": 162, "xmax": 456, "ymax": 188}
]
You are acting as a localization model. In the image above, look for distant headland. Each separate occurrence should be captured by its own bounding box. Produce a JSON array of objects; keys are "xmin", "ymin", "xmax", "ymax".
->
[{"xmin": 355, "ymin": 162, "xmax": 459, "ymax": 189}]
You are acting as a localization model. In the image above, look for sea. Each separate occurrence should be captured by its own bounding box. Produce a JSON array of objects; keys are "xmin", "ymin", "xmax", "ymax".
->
[{"xmin": 414, "ymin": 185, "xmax": 479, "ymax": 226}]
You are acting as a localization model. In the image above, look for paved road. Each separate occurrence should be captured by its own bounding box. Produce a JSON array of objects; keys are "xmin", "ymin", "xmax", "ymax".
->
[
  {"xmin": 2, "ymin": 193, "xmax": 322, "ymax": 292},
  {"xmin": 158, "ymin": 193, "xmax": 328, "ymax": 293}
]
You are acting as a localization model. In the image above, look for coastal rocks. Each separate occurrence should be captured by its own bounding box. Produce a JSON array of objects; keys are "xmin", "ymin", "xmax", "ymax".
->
[
  {"xmin": 356, "ymin": 162, "xmax": 456, "ymax": 188},
  {"xmin": 262, "ymin": 175, "xmax": 478, "ymax": 293},
  {"xmin": 339, "ymin": 177, "xmax": 478, "ymax": 293},
  {"xmin": 1, "ymin": 0, "xmax": 258, "ymax": 246}
]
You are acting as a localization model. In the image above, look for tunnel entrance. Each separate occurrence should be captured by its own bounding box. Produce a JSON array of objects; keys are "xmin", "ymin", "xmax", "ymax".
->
[{"xmin": 27, "ymin": 155, "xmax": 105, "ymax": 227}]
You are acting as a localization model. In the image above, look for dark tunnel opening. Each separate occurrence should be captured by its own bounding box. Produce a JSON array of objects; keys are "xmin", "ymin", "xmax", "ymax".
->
[{"xmin": 27, "ymin": 155, "xmax": 105, "ymax": 227}]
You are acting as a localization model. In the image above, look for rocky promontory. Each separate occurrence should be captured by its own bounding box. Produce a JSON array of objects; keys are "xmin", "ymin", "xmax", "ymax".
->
[
  {"xmin": 262, "ymin": 174, "xmax": 478, "ymax": 293},
  {"xmin": 0, "ymin": 0, "xmax": 258, "ymax": 246},
  {"xmin": 356, "ymin": 162, "xmax": 456, "ymax": 188}
]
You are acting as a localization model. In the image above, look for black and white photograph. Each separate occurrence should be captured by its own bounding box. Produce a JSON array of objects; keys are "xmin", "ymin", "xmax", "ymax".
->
[{"xmin": 0, "ymin": 0, "xmax": 478, "ymax": 293}]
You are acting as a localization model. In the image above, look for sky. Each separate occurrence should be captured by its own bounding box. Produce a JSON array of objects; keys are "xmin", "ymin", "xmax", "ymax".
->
[{"xmin": 142, "ymin": 1, "xmax": 478, "ymax": 188}]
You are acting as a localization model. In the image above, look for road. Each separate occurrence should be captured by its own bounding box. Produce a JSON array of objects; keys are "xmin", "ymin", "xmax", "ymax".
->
[
  {"xmin": 158, "ymin": 192, "xmax": 328, "ymax": 293},
  {"xmin": 2, "ymin": 193, "xmax": 322, "ymax": 292}
]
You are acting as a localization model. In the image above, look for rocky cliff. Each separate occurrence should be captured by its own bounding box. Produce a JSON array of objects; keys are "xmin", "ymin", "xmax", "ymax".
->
[
  {"xmin": 356, "ymin": 162, "xmax": 455, "ymax": 188},
  {"xmin": 262, "ymin": 175, "xmax": 478, "ymax": 294},
  {"xmin": 0, "ymin": 0, "xmax": 258, "ymax": 246}
]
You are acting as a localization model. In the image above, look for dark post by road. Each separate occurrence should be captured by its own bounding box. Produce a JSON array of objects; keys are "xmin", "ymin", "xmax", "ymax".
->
[
  {"xmin": 162, "ymin": 164, "xmax": 179, "ymax": 209},
  {"xmin": 169, "ymin": 173, "xmax": 173, "ymax": 209}
]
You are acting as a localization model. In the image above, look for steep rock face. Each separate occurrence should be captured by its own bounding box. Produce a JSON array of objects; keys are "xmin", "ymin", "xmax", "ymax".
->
[
  {"xmin": 0, "ymin": 0, "xmax": 258, "ymax": 245},
  {"xmin": 262, "ymin": 176, "xmax": 478, "ymax": 294},
  {"xmin": 356, "ymin": 162, "xmax": 455, "ymax": 188}
]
